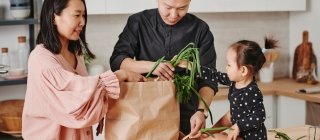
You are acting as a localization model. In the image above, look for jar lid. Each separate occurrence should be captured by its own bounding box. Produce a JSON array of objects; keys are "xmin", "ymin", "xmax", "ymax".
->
[
  {"xmin": 18, "ymin": 36, "xmax": 26, "ymax": 43},
  {"xmin": 1, "ymin": 48, "xmax": 8, "ymax": 53}
]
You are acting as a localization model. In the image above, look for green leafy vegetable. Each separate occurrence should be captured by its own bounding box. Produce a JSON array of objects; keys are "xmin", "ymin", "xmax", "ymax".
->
[
  {"xmin": 269, "ymin": 130, "xmax": 292, "ymax": 140},
  {"xmin": 199, "ymin": 127, "xmax": 231, "ymax": 138},
  {"xmin": 146, "ymin": 42, "xmax": 213, "ymax": 124}
]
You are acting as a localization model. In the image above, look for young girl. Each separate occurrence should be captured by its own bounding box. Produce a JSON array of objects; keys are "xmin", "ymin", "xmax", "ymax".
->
[{"xmin": 200, "ymin": 38, "xmax": 278, "ymax": 140}]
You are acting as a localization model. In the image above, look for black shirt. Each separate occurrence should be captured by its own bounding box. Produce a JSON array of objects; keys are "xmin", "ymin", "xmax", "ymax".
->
[{"xmin": 110, "ymin": 9, "xmax": 218, "ymax": 134}]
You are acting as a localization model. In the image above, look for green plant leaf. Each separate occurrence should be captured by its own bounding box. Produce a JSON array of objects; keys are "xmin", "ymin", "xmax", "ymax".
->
[{"xmin": 147, "ymin": 42, "xmax": 214, "ymax": 125}]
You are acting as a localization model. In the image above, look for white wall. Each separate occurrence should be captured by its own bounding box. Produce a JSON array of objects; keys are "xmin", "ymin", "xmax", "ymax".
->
[
  {"xmin": 289, "ymin": 0, "xmax": 320, "ymax": 79},
  {"xmin": 1, "ymin": 11, "xmax": 292, "ymax": 103},
  {"xmin": 85, "ymin": 12, "xmax": 290, "ymax": 78}
]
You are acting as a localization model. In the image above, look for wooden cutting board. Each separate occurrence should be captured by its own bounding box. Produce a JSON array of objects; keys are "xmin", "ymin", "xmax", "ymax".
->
[
  {"xmin": 292, "ymin": 31, "xmax": 317, "ymax": 80},
  {"xmin": 267, "ymin": 125, "xmax": 319, "ymax": 140}
]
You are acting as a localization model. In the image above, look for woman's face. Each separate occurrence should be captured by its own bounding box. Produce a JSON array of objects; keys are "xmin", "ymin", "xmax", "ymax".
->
[
  {"xmin": 54, "ymin": 0, "xmax": 85, "ymax": 41},
  {"xmin": 158, "ymin": 0, "xmax": 190, "ymax": 25},
  {"xmin": 225, "ymin": 48, "xmax": 243, "ymax": 82}
]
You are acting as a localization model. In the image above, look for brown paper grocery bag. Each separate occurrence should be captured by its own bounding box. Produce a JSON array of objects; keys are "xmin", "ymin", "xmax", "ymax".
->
[{"xmin": 105, "ymin": 81, "xmax": 180, "ymax": 140}]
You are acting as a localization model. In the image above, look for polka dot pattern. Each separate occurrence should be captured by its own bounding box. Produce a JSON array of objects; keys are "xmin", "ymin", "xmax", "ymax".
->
[{"xmin": 198, "ymin": 67, "xmax": 267, "ymax": 139}]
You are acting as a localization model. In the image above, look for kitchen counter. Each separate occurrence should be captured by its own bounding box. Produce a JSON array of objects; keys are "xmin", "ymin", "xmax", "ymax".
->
[
  {"xmin": 267, "ymin": 125, "xmax": 319, "ymax": 140},
  {"xmin": 214, "ymin": 78, "xmax": 320, "ymax": 103}
]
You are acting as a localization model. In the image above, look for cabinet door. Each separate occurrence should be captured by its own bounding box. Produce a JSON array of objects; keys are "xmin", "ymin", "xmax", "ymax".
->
[
  {"xmin": 189, "ymin": 0, "xmax": 225, "ymax": 13},
  {"xmin": 86, "ymin": 0, "xmax": 106, "ymax": 15},
  {"xmin": 263, "ymin": 95, "xmax": 277, "ymax": 129},
  {"xmin": 277, "ymin": 96, "xmax": 306, "ymax": 128},
  {"xmin": 224, "ymin": 0, "xmax": 267, "ymax": 12},
  {"xmin": 106, "ymin": 0, "xmax": 156, "ymax": 14},
  {"xmin": 267, "ymin": 0, "xmax": 306, "ymax": 11}
]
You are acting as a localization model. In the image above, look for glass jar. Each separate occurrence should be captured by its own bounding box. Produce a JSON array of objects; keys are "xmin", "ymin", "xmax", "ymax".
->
[
  {"xmin": 17, "ymin": 36, "xmax": 29, "ymax": 73},
  {"xmin": 1, "ymin": 48, "xmax": 10, "ymax": 67}
]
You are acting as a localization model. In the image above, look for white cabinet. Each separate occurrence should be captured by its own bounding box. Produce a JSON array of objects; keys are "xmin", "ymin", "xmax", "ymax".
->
[
  {"xmin": 206, "ymin": 94, "xmax": 306, "ymax": 129},
  {"xmin": 86, "ymin": 0, "xmax": 106, "ymax": 15},
  {"xmin": 86, "ymin": 0, "xmax": 306, "ymax": 15},
  {"xmin": 277, "ymin": 96, "xmax": 306, "ymax": 128},
  {"xmin": 267, "ymin": 0, "xmax": 306, "ymax": 11},
  {"xmin": 190, "ymin": 0, "xmax": 305, "ymax": 13},
  {"xmin": 224, "ymin": 0, "xmax": 267, "ymax": 12},
  {"xmin": 206, "ymin": 95, "xmax": 278, "ymax": 129},
  {"xmin": 189, "ymin": 0, "xmax": 225, "ymax": 13},
  {"xmin": 263, "ymin": 95, "xmax": 277, "ymax": 129},
  {"xmin": 106, "ymin": 0, "xmax": 156, "ymax": 14}
]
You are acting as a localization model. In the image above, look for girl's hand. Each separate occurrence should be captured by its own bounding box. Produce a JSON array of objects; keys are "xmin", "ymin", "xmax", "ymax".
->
[
  {"xmin": 114, "ymin": 70, "xmax": 146, "ymax": 82},
  {"xmin": 188, "ymin": 111, "xmax": 206, "ymax": 138},
  {"xmin": 228, "ymin": 124, "xmax": 240, "ymax": 140},
  {"xmin": 152, "ymin": 62, "xmax": 174, "ymax": 80}
]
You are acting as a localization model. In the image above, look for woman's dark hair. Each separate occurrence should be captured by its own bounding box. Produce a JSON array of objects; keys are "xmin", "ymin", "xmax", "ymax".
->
[
  {"xmin": 36, "ymin": 0, "xmax": 95, "ymax": 59},
  {"xmin": 230, "ymin": 37, "xmax": 278, "ymax": 75}
]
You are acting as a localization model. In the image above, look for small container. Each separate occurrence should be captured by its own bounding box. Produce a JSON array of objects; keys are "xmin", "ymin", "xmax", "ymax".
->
[
  {"xmin": 8, "ymin": 68, "xmax": 24, "ymax": 76},
  {"xmin": 10, "ymin": 0, "xmax": 30, "ymax": 19},
  {"xmin": 1, "ymin": 48, "xmax": 10, "ymax": 67},
  {"xmin": 259, "ymin": 62, "xmax": 274, "ymax": 83},
  {"xmin": 17, "ymin": 36, "xmax": 29, "ymax": 73}
]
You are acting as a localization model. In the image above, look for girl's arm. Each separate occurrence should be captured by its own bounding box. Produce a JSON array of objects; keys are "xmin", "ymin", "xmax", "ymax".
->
[{"xmin": 198, "ymin": 66, "xmax": 232, "ymax": 86}]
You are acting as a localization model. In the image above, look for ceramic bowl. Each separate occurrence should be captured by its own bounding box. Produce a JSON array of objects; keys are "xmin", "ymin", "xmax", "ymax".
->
[
  {"xmin": 8, "ymin": 68, "xmax": 24, "ymax": 76},
  {"xmin": 10, "ymin": 0, "xmax": 30, "ymax": 19},
  {"xmin": 10, "ymin": 8, "xmax": 30, "ymax": 19}
]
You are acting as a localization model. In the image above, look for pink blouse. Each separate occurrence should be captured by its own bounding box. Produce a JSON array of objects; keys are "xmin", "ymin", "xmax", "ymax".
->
[{"xmin": 22, "ymin": 44, "xmax": 120, "ymax": 140}]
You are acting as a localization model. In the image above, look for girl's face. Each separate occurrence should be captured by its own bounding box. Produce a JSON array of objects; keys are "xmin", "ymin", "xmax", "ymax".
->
[
  {"xmin": 225, "ymin": 48, "xmax": 244, "ymax": 82},
  {"xmin": 54, "ymin": 0, "xmax": 85, "ymax": 41}
]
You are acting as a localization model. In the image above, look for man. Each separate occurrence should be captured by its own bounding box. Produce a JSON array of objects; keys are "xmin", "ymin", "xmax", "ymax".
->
[{"xmin": 110, "ymin": 0, "xmax": 218, "ymax": 138}]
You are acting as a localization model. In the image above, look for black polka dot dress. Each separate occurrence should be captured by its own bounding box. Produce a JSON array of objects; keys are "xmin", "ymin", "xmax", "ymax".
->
[{"xmin": 199, "ymin": 67, "xmax": 267, "ymax": 140}]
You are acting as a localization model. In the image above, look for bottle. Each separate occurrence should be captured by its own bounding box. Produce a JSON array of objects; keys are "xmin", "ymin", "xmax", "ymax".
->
[
  {"xmin": 17, "ymin": 36, "xmax": 30, "ymax": 73},
  {"xmin": 1, "ymin": 47, "xmax": 10, "ymax": 67}
]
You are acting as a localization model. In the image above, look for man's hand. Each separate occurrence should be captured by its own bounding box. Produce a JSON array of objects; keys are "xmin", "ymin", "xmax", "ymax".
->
[
  {"xmin": 188, "ymin": 111, "xmax": 206, "ymax": 138},
  {"xmin": 152, "ymin": 62, "xmax": 174, "ymax": 80},
  {"xmin": 228, "ymin": 124, "xmax": 240, "ymax": 140}
]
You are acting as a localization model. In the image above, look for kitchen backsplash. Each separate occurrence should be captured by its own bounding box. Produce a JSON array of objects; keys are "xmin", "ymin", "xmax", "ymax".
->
[{"xmin": 85, "ymin": 12, "xmax": 290, "ymax": 78}]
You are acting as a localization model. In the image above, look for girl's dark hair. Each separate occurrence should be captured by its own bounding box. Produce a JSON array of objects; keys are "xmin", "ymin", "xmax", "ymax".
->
[
  {"xmin": 230, "ymin": 37, "xmax": 278, "ymax": 75},
  {"xmin": 36, "ymin": 0, "xmax": 95, "ymax": 59}
]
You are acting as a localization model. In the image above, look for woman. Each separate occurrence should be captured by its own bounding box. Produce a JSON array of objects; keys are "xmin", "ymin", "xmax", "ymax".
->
[{"xmin": 22, "ymin": 0, "xmax": 145, "ymax": 139}]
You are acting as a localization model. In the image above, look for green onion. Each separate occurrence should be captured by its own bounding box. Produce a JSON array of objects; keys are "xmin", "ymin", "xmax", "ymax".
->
[
  {"xmin": 200, "ymin": 127, "xmax": 231, "ymax": 138},
  {"xmin": 268, "ymin": 130, "xmax": 292, "ymax": 140},
  {"xmin": 147, "ymin": 42, "xmax": 214, "ymax": 124}
]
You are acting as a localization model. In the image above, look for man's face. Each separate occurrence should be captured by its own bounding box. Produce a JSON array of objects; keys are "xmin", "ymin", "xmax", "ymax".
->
[{"xmin": 158, "ymin": 0, "xmax": 190, "ymax": 25}]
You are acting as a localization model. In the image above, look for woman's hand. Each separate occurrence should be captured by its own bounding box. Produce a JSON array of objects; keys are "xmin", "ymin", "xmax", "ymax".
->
[
  {"xmin": 188, "ymin": 111, "xmax": 206, "ymax": 139},
  {"xmin": 114, "ymin": 69, "xmax": 146, "ymax": 82}
]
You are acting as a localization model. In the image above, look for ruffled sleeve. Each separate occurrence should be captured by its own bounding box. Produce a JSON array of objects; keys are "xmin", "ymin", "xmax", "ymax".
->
[
  {"xmin": 99, "ymin": 70, "xmax": 120, "ymax": 99},
  {"xmin": 40, "ymin": 67, "xmax": 120, "ymax": 128},
  {"xmin": 29, "ymin": 48, "xmax": 120, "ymax": 128}
]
